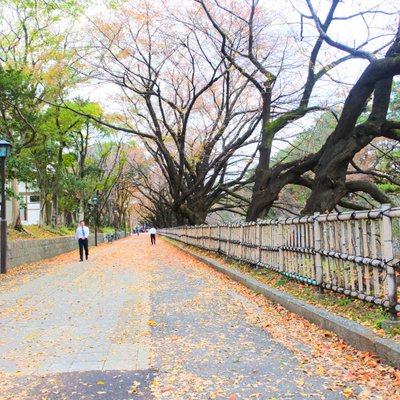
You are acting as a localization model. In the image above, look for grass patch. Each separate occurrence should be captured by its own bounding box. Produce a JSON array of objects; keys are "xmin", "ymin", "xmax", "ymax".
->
[
  {"xmin": 100, "ymin": 226, "xmax": 116, "ymax": 234},
  {"xmin": 8, "ymin": 224, "xmax": 115, "ymax": 241},
  {"xmin": 245, "ymin": 267, "xmax": 393, "ymax": 334},
  {"xmin": 8, "ymin": 225, "xmax": 73, "ymax": 240},
  {"xmin": 58, "ymin": 226, "xmax": 75, "ymax": 235}
]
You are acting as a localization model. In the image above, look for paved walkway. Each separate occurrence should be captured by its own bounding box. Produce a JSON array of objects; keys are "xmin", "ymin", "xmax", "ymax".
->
[{"xmin": 0, "ymin": 235, "xmax": 397, "ymax": 399}]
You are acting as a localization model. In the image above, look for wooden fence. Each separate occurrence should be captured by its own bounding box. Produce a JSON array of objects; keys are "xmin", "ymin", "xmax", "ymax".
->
[{"xmin": 160, "ymin": 204, "xmax": 400, "ymax": 320}]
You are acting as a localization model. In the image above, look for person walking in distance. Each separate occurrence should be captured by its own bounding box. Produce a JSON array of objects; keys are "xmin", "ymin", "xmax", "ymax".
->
[
  {"xmin": 76, "ymin": 220, "xmax": 90, "ymax": 261},
  {"xmin": 149, "ymin": 226, "xmax": 157, "ymax": 245}
]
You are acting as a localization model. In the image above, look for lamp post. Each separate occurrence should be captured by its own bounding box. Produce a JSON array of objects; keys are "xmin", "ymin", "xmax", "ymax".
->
[
  {"xmin": 92, "ymin": 197, "xmax": 98, "ymax": 247},
  {"xmin": 129, "ymin": 199, "xmax": 137, "ymax": 234},
  {"xmin": 0, "ymin": 140, "xmax": 12, "ymax": 274},
  {"xmin": 113, "ymin": 210, "xmax": 118, "ymax": 239}
]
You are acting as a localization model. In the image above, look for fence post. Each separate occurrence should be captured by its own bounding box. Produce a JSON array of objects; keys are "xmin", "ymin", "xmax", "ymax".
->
[
  {"xmin": 217, "ymin": 225, "xmax": 221, "ymax": 252},
  {"xmin": 258, "ymin": 222, "xmax": 262, "ymax": 267},
  {"xmin": 227, "ymin": 225, "xmax": 231, "ymax": 257},
  {"xmin": 278, "ymin": 222, "xmax": 284, "ymax": 272},
  {"xmin": 313, "ymin": 212, "xmax": 324, "ymax": 294},
  {"xmin": 381, "ymin": 203, "xmax": 398, "ymax": 320},
  {"xmin": 240, "ymin": 224, "xmax": 245, "ymax": 262}
]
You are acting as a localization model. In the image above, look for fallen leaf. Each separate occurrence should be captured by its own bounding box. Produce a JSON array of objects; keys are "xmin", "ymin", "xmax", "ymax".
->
[{"xmin": 343, "ymin": 388, "xmax": 353, "ymax": 398}]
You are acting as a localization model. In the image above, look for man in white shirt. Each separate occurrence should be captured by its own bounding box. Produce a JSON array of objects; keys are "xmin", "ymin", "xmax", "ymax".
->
[
  {"xmin": 149, "ymin": 226, "xmax": 157, "ymax": 245},
  {"xmin": 75, "ymin": 220, "xmax": 90, "ymax": 261}
]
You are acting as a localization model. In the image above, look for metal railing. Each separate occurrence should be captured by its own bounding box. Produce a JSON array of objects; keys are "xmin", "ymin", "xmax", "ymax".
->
[{"xmin": 160, "ymin": 204, "xmax": 400, "ymax": 319}]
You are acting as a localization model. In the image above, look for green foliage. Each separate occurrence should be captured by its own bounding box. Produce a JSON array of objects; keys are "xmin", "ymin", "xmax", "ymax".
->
[
  {"xmin": 389, "ymin": 79, "xmax": 400, "ymax": 119},
  {"xmin": 0, "ymin": 67, "xmax": 40, "ymax": 151},
  {"xmin": 101, "ymin": 226, "xmax": 116, "ymax": 234},
  {"xmin": 0, "ymin": 0, "xmax": 135, "ymax": 229},
  {"xmin": 25, "ymin": 99, "xmax": 112, "ymax": 219},
  {"xmin": 273, "ymin": 277, "xmax": 289, "ymax": 287},
  {"xmin": 0, "ymin": 0, "xmax": 92, "ymax": 22},
  {"xmin": 106, "ymin": 0, "xmax": 129, "ymax": 9},
  {"xmin": 373, "ymin": 312, "xmax": 392, "ymax": 331},
  {"xmin": 378, "ymin": 183, "xmax": 399, "ymax": 193},
  {"xmin": 371, "ymin": 81, "xmax": 400, "ymax": 193}
]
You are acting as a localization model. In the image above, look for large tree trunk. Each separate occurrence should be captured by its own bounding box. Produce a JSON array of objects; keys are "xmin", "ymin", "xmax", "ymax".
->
[
  {"xmin": 302, "ymin": 134, "xmax": 366, "ymax": 214},
  {"xmin": 51, "ymin": 193, "xmax": 58, "ymax": 228},
  {"xmin": 78, "ymin": 198, "xmax": 84, "ymax": 222},
  {"xmin": 11, "ymin": 178, "xmax": 24, "ymax": 231},
  {"xmin": 45, "ymin": 199, "xmax": 51, "ymax": 225},
  {"xmin": 303, "ymin": 34, "xmax": 400, "ymax": 214},
  {"xmin": 246, "ymin": 149, "xmax": 322, "ymax": 221},
  {"xmin": 65, "ymin": 211, "xmax": 73, "ymax": 226},
  {"xmin": 246, "ymin": 176, "xmax": 279, "ymax": 222},
  {"xmin": 39, "ymin": 190, "xmax": 47, "ymax": 227},
  {"xmin": 246, "ymin": 92, "xmax": 274, "ymax": 222}
]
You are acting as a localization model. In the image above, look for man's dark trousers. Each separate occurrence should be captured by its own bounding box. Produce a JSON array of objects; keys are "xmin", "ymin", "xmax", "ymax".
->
[
  {"xmin": 78, "ymin": 238, "xmax": 89, "ymax": 260},
  {"xmin": 150, "ymin": 234, "xmax": 156, "ymax": 245}
]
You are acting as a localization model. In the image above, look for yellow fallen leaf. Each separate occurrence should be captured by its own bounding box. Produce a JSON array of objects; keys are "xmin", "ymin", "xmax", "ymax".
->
[
  {"xmin": 148, "ymin": 320, "xmax": 157, "ymax": 326},
  {"xmin": 315, "ymin": 366, "xmax": 325, "ymax": 374},
  {"xmin": 343, "ymin": 388, "xmax": 353, "ymax": 398},
  {"xmin": 97, "ymin": 381, "xmax": 105, "ymax": 385},
  {"xmin": 345, "ymin": 355, "xmax": 355, "ymax": 361}
]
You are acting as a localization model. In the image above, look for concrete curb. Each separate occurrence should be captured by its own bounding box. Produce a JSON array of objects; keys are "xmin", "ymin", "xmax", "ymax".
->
[{"xmin": 166, "ymin": 239, "xmax": 400, "ymax": 369}]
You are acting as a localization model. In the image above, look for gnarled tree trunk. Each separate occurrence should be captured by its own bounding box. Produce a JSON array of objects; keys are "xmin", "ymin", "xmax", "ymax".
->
[{"xmin": 303, "ymin": 29, "xmax": 400, "ymax": 214}]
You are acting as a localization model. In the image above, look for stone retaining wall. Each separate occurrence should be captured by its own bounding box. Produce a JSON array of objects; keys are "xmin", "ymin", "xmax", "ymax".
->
[{"xmin": 7, "ymin": 234, "xmax": 108, "ymax": 269}]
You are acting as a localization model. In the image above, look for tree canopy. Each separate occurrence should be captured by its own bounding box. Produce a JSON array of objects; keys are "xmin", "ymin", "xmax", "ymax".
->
[{"xmin": 1, "ymin": 0, "xmax": 399, "ymax": 228}]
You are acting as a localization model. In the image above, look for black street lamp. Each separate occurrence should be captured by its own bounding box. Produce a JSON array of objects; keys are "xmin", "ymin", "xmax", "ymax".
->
[
  {"xmin": 0, "ymin": 140, "xmax": 12, "ymax": 274},
  {"xmin": 92, "ymin": 197, "xmax": 98, "ymax": 246}
]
